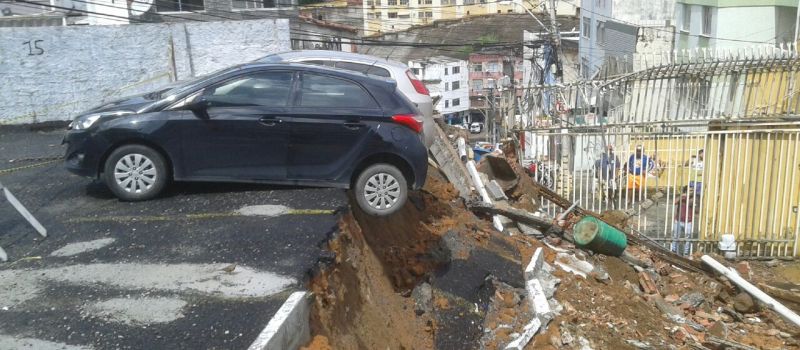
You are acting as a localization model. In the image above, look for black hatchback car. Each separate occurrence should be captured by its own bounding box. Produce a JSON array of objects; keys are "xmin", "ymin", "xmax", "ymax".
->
[{"xmin": 63, "ymin": 63, "xmax": 428, "ymax": 216}]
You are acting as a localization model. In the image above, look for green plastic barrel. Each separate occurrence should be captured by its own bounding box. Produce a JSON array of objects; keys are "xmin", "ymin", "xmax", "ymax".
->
[{"xmin": 572, "ymin": 216, "xmax": 628, "ymax": 256}]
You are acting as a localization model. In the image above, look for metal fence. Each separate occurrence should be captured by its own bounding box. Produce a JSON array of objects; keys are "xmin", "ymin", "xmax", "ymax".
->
[{"xmin": 523, "ymin": 124, "xmax": 800, "ymax": 258}]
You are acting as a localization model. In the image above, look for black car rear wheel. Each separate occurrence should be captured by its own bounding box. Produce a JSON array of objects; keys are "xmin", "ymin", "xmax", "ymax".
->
[
  {"xmin": 354, "ymin": 163, "xmax": 408, "ymax": 216},
  {"xmin": 103, "ymin": 144, "xmax": 168, "ymax": 201}
]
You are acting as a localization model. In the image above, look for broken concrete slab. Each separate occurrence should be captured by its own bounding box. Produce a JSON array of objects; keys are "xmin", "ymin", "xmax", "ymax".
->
[
  {"xmin": 486, "ymin": 180, "xmax": 508, "ymax": 201},
  {"xmin": 524, "ymin": 247, "xmax": 544, "ymax": 281},
  {"xmin": 526, "ymin": 279, "xmax": 553, "ymax": 322}
]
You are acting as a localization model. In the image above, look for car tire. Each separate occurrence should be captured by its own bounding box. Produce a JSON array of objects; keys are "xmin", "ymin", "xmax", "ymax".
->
[
  {"xmin": 354, "ymin": 163, "xmax": 408, "ymax": 216},
  {"xmin": 103, "ymin": 144, "xmax": 168, "ymax": 201}
]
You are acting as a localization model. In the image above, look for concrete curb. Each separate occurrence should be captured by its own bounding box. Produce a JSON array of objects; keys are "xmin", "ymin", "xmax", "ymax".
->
[{"xmin": 248, "ymin": 291, "xmax": 312, "ymax": 350}]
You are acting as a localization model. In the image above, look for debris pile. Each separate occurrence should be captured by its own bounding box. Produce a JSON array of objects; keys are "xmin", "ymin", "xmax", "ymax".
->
[{"xmin": 302, "ymin": 126, "xmax": 799, "ymax": 349}]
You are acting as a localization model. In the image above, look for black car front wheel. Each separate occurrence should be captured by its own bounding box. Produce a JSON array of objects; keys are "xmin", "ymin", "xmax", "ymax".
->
[
  {"xmin": 103, "ymin": 144, "xmax": 168, "ymax": 201},
  {"xmin": 354, "ymin": 163, "xmax": 408, "ymax": 216}
]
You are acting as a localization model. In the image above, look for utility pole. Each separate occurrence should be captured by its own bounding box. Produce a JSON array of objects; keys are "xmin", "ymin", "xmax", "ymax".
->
[{"xmin": 547, "ymin": 0, "xmax": 563, "ymax": 78}]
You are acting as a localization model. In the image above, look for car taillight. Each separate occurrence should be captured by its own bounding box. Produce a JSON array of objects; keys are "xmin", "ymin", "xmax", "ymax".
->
[
  {"xmin": 391, "ymin": 114, "xmax": 423, "ymax": 133},
  {"xmin": 406, "ymin": 70, "xmax": 429, "ymax": 96}
]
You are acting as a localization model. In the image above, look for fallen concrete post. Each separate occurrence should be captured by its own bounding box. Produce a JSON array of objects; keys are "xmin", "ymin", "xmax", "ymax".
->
[
  {"xmin": 467, "ymin": 202, "xmax": 558, "ymax": 234},
  {"xmin": 466, "ymin": 161, "xmax": 504, "ymax": 232},
  {"xmin": 456, "ymin": 137, "xmax": 467, "ymax": 162},
  {"xmin": 701, "ymin": 255, "xmax": 800, "ymax": 327}
]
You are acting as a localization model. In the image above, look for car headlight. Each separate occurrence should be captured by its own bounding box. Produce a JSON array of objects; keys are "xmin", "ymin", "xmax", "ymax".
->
[{"xmin": 70, "ymin": 111, "xmax": 133, "ymax": 130}]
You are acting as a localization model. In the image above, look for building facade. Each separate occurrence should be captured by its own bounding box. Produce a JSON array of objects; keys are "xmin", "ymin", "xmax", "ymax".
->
[
  {"xmin": 362, "ymin": 0, "xmax": 527, "ymax": 34},
  {"xmin": 469, "ymin": 52, "xmax": 523, "ymax": 108},
  {"xmin": 579, "ymin": 0, "xmax": 675, "ymax": 78},
  {"xmin": 408, "ymin": 56, "xmax": 469, "ymax": 123},
  {"xmin": 674, "ymin": 0, "xmax": 797, "ymax": 51}
]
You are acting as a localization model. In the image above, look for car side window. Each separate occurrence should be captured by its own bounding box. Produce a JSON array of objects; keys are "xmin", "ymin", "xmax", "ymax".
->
[
  {"xmin": 205, "ymin": 71, "xmax": 293, "ymax": 107},
  {"xmin": 298, "ymin": 73, "xmax": 378, "ymax": 109},
  {"xmin": 334, "ymin": 61, "xmax": 392, "ymax": 78}
]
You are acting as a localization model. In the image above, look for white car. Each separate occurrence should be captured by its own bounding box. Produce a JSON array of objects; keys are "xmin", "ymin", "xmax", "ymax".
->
[
  {"xmin": 469, "ymin": 122, "xmax": 483, "ymax": 134},
  {"xmin": 257, "ymin": 50, "xmax": 435, "ymax": 147}
]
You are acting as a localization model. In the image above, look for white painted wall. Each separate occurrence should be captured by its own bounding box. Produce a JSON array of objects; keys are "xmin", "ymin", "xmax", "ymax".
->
[
  {"xmin": 675, "ymin": 4, "xmax": 796, "ymax": 50},
  {"xmin": 0, "ymin": 19, "xmax": 290, "ymax": 124}
]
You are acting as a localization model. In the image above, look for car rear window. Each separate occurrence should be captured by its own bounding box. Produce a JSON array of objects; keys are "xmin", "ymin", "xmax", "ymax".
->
[{"xmin": 298, "ymin": 73, "xmax": 378, "ymax": 109}]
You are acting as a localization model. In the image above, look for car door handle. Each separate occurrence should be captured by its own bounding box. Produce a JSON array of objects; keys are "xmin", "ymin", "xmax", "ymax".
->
[
  {"xmin": 343, "ymin": 121, "xmax": 365, "ymax": 130},
  {"xmin": 259, "ymin": 117, "xmax": 283, "ymax": 126}
]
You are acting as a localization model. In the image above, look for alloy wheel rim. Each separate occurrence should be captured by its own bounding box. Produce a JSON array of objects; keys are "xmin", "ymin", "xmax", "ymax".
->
[
  {"xmin": 114, "ymin": 153, "xmax": 157, "ymax": 194},
  {"xmin": 364, "ymin": 172, "xmax": 400, "ymax": 210}
]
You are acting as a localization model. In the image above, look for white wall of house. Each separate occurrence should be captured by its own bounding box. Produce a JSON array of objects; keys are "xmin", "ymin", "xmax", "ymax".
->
[
  {"xmin": 408, "ymin": 58, "xmax": 469, "ymax": 116},
  {"xmin": 675, "ymin": 3, "xmax": 797, "ymax": 50},
  {"xmin": 0, "ymin": 19, "xmax": 290, "ymax": 124}
]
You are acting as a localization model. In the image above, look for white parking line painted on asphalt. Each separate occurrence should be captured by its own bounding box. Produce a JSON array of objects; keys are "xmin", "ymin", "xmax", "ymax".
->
[
  {"xmin": 84, "ymin": 297, "xmax": 188, "ymax": 325},
  {"xmin": 0, "ymin": 334, "xmax": 93, "ymax": 350},
  {"xmin": 0, "ymin": 263, "xmax": 296, "ymax": 308},
  {"xmin": 50, "ymin": 238, "xmax": 116, "ymax": 257}
]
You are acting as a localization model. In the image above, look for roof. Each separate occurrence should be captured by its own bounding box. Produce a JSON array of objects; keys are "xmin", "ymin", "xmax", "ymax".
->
[{"xmin": 358, "ymin": 14, "xmax": 580, "ymax": 62}]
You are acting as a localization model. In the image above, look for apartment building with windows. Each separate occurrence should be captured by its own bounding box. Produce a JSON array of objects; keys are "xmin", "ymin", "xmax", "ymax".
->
[
  {"xmin": 408, "ymin": 56, "xmax": 469, "ymax": 123},
  {"xmin": 468, "ymin": 52, "xmax": 523, "ymax": 109}
]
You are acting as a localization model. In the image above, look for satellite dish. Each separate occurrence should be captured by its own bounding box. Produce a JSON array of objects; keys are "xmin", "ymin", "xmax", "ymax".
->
[
  {"xmin": 2, "ymin": 7, "xmax": 12, "ymax": 16},
  {"xmin": 129, "ymin": 0, "xmax": 154, "ymax": 15}
]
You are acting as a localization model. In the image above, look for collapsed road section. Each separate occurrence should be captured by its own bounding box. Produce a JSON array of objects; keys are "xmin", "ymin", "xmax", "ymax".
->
[{"xmin": 300, "ymin": 125, "xmax": 800, "ymax": 349}]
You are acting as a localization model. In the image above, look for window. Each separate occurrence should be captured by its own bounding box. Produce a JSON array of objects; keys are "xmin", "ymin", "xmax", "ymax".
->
[
  {"xmin": 682, "ymin": 4, "xmax": 691, "ymax": 31},
  {"xmin": 486, "ymin": 62, "xmax": 500, "ymax": 72},
  {"xmin": 399, "ymin": 13, "xmax": 410, "ymax": 18},
  {"xmin": 445, "ymin": 100, "xmax": 449, "ymax": 108},
  {"xmin": 388, "ymin": 12, "xmax": 398, "ymax": 18},
  {"xmin": 582, "ymin": 16, "xmax": 590, "ymax": 38},
  {"xmin": 367, "ymin": 12, "xmax": 375, "ymax": 19},
  {"xmin": 299, "ymin": 74, "xmax": 377, "ymax": 109},
  {"xmin": 423, "ymin": 0, "xmax": 432, "ymax": 4},
  {"xmin": 400, "ymin": 0, "xmax": 408, "ymax": 4},
  {"xmin": 452, "ymin": 66, "xmax": 460, "ymax": 74},
  {"xmin": 486, "ymin": 79, "xmax": 496, "ymax": 89},
  {"xmin": 452, "ymin": 81, "xmax": 460, "ymax": 90},
  {"xmin": 367, "ymin": 0, "xmax": 373, "ymax": 5},
  {"xmin": 472, "ymin": 79, "xmax": 483, "ymax": 91},
  {"xmin": 231, "ymin": 0, "xmax": 282, "ymax": 9},
  {"xmin": 701, "ymin": 6, "xmax": 712, "ymax": 35},
  {"xmin": 411, "ymin": 67, "xmax": 421, "ymax": 75},
  {"xmin": 205, "ymin": 72, "xmax": 293, "ymax": 107},
  {"xmin": 445, "ymin": 82, "xmax": 450, "ymax": 91},
  {"xmin": 375, "ymin": 12, "xmax": 381, "ymax": 18},
  {"xmin": 425, "ymin": 11, "xmax": 433, "ymax": 17},
  {"xmin": 452, "ymin": 98, "xmax": 460, "ymax": 106},
  {"xmin": 444, "ymin": 68, "xmax": 449, "ymax": 75},
  {"xmin": 472, "ymin": 63, "xmax": 482, "ymax": 72},
  {"xmin": 157, "ymin": 0, "xmax": 204, "ymax": 11},
  {"xmin": 464, "ymin": 0, "xmax": 474, "ymax": 5},
  {"xmin": 375, "ymin": 0, "xmax": 381, "ymax": 4},
  {"xmin": 387, "ymin": 0, "xmax": 396, "ymax": 5},
  {"xmin": 596, "ymin": 21, "xmax": 605, "ymax": 44}
]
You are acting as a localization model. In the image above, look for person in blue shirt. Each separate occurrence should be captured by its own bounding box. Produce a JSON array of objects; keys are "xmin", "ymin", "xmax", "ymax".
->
[{"xmin": 624, "ymin": 145, "xmax": 655, "ymax": 204}]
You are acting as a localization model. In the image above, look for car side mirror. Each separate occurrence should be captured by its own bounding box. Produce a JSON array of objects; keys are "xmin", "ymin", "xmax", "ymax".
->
[{"xmin": 186, "ymin": 96, "xmax": 210, "ymax": 119}]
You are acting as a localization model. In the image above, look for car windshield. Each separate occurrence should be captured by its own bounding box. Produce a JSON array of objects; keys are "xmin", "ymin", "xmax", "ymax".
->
[{"xmin": 144, "ymin": 66, "xmax": 242, "ymax": 100}]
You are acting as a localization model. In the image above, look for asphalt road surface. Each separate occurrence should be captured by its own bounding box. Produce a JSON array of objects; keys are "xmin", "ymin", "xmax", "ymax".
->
[{"xmin": 0, "ymin": 126, "xmax": 346, "ymax": 349}]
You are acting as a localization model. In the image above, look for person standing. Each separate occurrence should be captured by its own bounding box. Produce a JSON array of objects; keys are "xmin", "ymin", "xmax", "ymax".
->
[
  {"xmin": 624, "ymin": 145, "xmax": 654, "ymax": 204},
  {"xmin": 672, "ymin": 186, "xmax": 696, "ymax": 256},
  {"xmin": 595, "ymin": 144, "xmax": 620, "ymax": 208}
]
